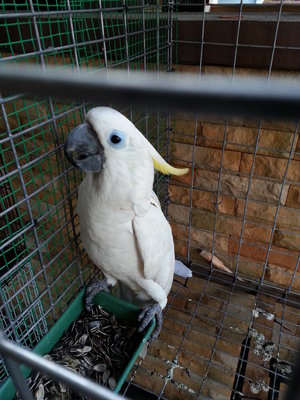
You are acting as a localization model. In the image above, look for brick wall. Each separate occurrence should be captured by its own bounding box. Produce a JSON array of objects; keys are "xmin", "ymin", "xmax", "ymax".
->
[{"xmin": 169, "ymin": 65, "xmax": 300, "ymax": 292}]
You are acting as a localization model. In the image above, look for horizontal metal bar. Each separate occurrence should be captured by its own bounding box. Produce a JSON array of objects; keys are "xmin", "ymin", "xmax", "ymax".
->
[
  {"xmin": 174, "ymin": 39, "xmax": 300, "ymax": 51},
  {"xmin": 186, "ymin": 259, "xmax": 300, "ymax": 310},
  {"xmin": 0, "ymin": 6, "xmax": 124, "ymax": 19},
  {"xmin": 0, "ymin": 4, "xmax": 159, "ymax": 19},
  {"xmin": 0, "ymin": 92, "xmax": 26, "ymax": 105},
  {"xmin": 0, "ymin": 331, "xmax": 122, "ymax": 400},
  {"xmin": 0, "ymin": 65, "xmax": 300, "ymax": 119}
]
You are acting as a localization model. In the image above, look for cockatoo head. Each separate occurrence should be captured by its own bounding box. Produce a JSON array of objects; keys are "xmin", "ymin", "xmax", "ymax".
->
[
  {"xmin": 64, "ymin": 106, "xmax": 189, "ymax": 175},
  {"xmin": 64, "ymin": 107, "xmax": 138, "ymax": 173},
  {"xmin": 64, "ymin": 107, "xmax": 188, "ymax": 210}
]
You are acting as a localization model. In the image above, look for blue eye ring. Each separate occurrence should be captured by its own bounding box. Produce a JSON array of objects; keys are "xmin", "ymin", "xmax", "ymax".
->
[{"xmin": 108, "ymin": 130, "xmax": 126, "ymax": 149}]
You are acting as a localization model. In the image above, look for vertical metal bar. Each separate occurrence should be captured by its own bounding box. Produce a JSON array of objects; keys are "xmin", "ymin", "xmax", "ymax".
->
[
  {"xmin": 66, "ymin": 0, "xmax": 87, "ymax": 117},
  {"xmin": 198, "ymin": 0, "xmax": 206, "ymax": 75},
  {"xmin": 155, "ymin": 109, "xmax": 160, "ymax": 191},
  {"xmin": 268, "ymin": 0, "xmax": 283, "ymax": 80},
  {"xmin": 209, "ymin": 117, "xmax": 229, "ymax": 273},
  {"xmin": 166, "ymin": 0, "xmax": 170, "ymax": 71},
  {"xmin": 232, "ymin": 0, "xmax": 244, "ymax": 77},
  {"xmin": 99, "ymin": 0, "xmax": 108, "ymax": 71},
  {"xmin": 122, "ymin": 0, "xmax": 131, "ymax": 121},
  {"xmin": 142, "ymin": 0, "xmax": 147, "ymax": 73},
  {"xmin": 28, "ymin": 0, "xmax": 84, "ymax": 290},
  {"xmin": 0, "ymin": 353, "xmax": 33, "ymax": 400},
  {"xmin": 169, "ymin": 0, "xmax": 174, "ymax": 70},
  {"xmin": 164, "ymin": 126, "xmax": 171, "ymax": 218},
  {"xmin": 156, "ymin": 0, "xmax": 160, "ymax": 75},
  {"xmin": 166, "ymin": 0, "xmax": 171, "ymax": 72},
  {"xmin": 268, "ymin": 292, "xmax": 288, "ymax": 400},
  {"xmin": 287, "ymin": 254, "xmax": 300, "ymax": 294},
  {"xmin": 186, "ymin": 115, "xmax": 197, "ymax": 264},
  {"xmin": 166, "ymin": 0, "xmax": 172, "ymax": 72},
  {"xmin": 66, "ymin": 0, "xmax": 81, "ymax": 72},
  {"xmin": 145, "ymin": 108, "xmax": 149, "ymax": 140},
  {"xmin": 123, "ymin": 0, "xmax": 130, "ymax": 73}
]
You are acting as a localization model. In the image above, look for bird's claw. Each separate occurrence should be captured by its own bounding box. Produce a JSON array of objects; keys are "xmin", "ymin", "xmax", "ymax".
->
[
  {"xmin": 138, "ymin": 303, "xmax": 162, "ymax": 342},
  {"xmin": 84, "ymin": 279, "xmax": 110, "ymax": 312}
]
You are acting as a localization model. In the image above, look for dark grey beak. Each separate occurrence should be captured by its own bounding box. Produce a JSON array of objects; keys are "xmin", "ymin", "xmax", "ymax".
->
[{"xmin": 64, "ymin": 123, "xmax": 104, "ymax": 173}]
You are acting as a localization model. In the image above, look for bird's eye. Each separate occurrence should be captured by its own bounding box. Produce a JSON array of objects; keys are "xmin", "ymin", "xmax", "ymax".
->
[
  {"xmin": 108, "ymin": 131, "xmax": 126, "ymax": 149},
  {"xmin": 111, "ymin": 134, "xmax": 121, "ymax": 144}
]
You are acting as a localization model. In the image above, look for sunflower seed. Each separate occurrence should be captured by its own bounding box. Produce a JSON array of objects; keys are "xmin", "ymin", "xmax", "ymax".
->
[
  {"xmin": 108, "ymin": 377, "xmax": 116, "ymax": 390},
  {"xmin": 102, "ymin": 369, "xmax": 110, "ymax": 385},
  {"xmin": 59, "ymin": 382, "xmax": 67, "ymax": 393},
  {"xmin": 80, "ymin": 346, "xmax": 92, "ymax": 354},
  {"xmin": 35, "ymin": 384, "xmax": 44, "ymax": 400},
  {"xmin": 94, "ymin": 363, "xmax": 107, "ymax": 372},
  {"xmin": 78, "ymin": 333, "xmax": 88, "ymax": 345}
]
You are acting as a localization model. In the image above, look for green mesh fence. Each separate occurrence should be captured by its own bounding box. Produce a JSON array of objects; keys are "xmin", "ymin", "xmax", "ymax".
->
[{"xmin": 0, "ymin": 0, "xmax": 172, "ymax": 385}]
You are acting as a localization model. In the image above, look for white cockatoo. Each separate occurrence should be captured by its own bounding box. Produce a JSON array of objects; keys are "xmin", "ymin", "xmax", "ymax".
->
[{"xmin": 64, "ymin": 107, "xmax": 188, "ymax": 340}]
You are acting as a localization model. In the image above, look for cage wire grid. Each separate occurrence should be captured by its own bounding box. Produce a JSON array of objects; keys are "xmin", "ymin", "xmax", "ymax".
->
[{"xmin": 0, "ymin": 1, "xmax": 300, "ymax": 400}]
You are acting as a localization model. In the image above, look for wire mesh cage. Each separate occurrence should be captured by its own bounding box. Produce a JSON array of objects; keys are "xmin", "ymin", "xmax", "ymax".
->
[{"xmin": 1, "ymin": 1, "xmax": 300, "ymax": 399}]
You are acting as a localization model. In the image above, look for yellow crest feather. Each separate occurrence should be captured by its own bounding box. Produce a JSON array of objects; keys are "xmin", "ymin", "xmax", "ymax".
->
[
  {"xmin": 152, "ymin": 158, "xmax": 189, "ymax": 176},
  {"xmin": 145, "ymin": 135, "xmax": 189, "ymax": 176}
]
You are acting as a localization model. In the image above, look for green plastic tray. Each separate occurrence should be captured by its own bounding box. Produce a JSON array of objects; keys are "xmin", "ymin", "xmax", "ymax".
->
[{"xmin": 0, "ymin": 290, "xmax": 155, "ymax": 399}]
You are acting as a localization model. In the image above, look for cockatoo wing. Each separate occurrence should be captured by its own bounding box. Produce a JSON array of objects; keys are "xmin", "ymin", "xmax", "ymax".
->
[{"xmin": 133, "ymin": 201, "xmax": 175, "ymax": 302}]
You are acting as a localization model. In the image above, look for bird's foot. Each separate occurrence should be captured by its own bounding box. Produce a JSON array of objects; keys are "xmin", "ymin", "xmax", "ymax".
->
[
  {"xmin": 138, "ymin": 302, "xmax": 162, "ymax": 342},
  {"xmin": 84, "ymin": 279, "xmax": 110, "ymax": 312}
]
